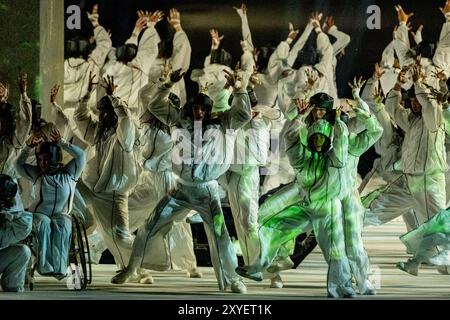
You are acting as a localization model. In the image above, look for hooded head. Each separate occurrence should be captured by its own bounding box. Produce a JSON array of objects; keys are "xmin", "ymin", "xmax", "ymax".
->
[
  {"xmin": 255, "ymin": 45, "xmax": 276, "ymax": 74},
  {"xmin": 0, "ymin": 174, "xmax": 17, "ymax": 210},
  {"xmin": 186, "ymin": 93, "xmax": 213, "ymax": 123},
  {"xmin": 65, "ymin": 36, "xmax": 92, "ymax": 60},
  {"xmin": 0, "ymin": 102, "xmax": 15, "ymax": 137},
  {"xmin": 116, "ymin": 44, "xmax": 138, "ymax": 63},
  {"xmin": 307, "ymin": 119, "xmax": 333, "ymax": 153},
  {"xmin": 35, "ymin": 142, "xmax": 62, "ymax": 174},
  {"xmin": 307, "ymin": 92, "xmax": 334, "ymax": 123},
  {"xmin": 402, "ymin": 87, "xmax": 421, "ymax": 115},
  {"xmin": 210, "ymin": 48, "xmax": 233, "ymax": 68},
  {"xmin": 292, "ymin": 31, "xmax": 320, "ymax": 70},
  {"xmin": 96, "ymin": 96, "xmax": 118, "ymax": 129}
]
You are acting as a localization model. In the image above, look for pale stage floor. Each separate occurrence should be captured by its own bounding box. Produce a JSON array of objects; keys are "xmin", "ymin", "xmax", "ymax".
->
[{"xmin": 2, "ymin": 219, "xmax": 450, "ymax": 300}]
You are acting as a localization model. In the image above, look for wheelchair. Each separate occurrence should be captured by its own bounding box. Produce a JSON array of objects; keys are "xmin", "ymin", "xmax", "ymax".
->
[{"xmin": 26, "ymin": 214, "xmax": 92, "ymax": 291}]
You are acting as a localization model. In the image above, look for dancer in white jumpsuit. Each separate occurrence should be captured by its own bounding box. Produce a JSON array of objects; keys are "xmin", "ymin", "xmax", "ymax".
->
[
  {"xmin": 0, "ymin": 175, "xmax": 32, "ymax": 292},
  {"xmin": 75, "ymin": 75, "xmax": 139, "ymax": 268},
  {"xmin": 112, "ymin": 69, "xmax": 251, "ymax": 293},
  {"xmin": 0, "ymin": 74, "xmax": 32, "ymax": 208},
  {"xmin": 15, "ymin": 130, "xmax": 86, "ymax": 278}
]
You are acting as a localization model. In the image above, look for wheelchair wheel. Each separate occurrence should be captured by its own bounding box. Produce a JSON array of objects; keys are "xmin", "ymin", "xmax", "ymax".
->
[{"xmin": 69, "ymin": 216, "xmax": 92, "ymax": 290}]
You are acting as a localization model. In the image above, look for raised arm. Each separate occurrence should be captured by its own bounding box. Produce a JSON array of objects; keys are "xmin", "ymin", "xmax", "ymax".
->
[
  {"xmin": 326, "ymin": 109, "xmax": 348, "ymax": 168},
  {"xmin": 87, "ymin": 4, "xmax": 112, "ymax": 68},
  {"xmin": 74, "ymin": 73, "xmax": 98, "ymax": 145},
  {"xmin": 348, "ymin": 77, "xmax": 383, "ymax": 156},
  {"xmin": 284, "ymin": 112, "xmax": 308, "ymax": 171},
  {"xmin": 384, "ymin": 69, "xmax": 411, "ymax": 131},
  {"xmin": 433, "ymin": 1, "xmax": 450, "ymax": 76},
  {"xmin": 168, "ymin": 9, "xmax": 192, "ymax": 73},
  {"xmin": 14, "ymin": 135, "xmax": 41, "ymax": 182},
  {"xmin": 393, "ymin": 5, "xmax": 415, "ymax": 67},
  {"xmin": 267, "ymin": 24, "xmax": 298, "ymax": 81},
  {"xmin": 127, "ymin": 11, "xmax": 162, "ymax": 74},
  {"xmin": 287, "ymin": 20, "xmax": 313, "ymax": 67},
  {"xmin": 221, "ymin": 70, "xmax": 252, "ymax": 130},
  {"xmin": 234, "ymin": 3, "xmax": 254, "ymax": 52},
  {"xmin": 13, "ymin": 73, "xmax": 32, "ymax": 148},
  {"xmin": 324, "ymin": 16, "xmax": 351, "ymax": 56},
  {"xmin": 413, "ymin": 66, "xmax": 442, "ymax": 132},
  {"xmin": 140, "ymin": 70, "xmax": 184, "ymax": 126}
]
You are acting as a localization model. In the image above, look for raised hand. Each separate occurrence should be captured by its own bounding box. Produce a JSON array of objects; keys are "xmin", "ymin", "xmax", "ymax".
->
[
  {"xmin": 50, "ymin": 84, "xmax": 60, "ymax": 104},
  {"xmin": 49, "ymin": 128, "xmax": 62, "ymax": 143},
  {"xmin": 87, "ymin": 71, "xmax": 98, "ymax": 93},
  {"xmin": 249, "ymin": 65, "xmax": 262, "ymax": 86},
  {"xmin": 348, "ymin": 76, "xmax": 367, "ymax": 97},
  {"xmin": 425, "ymin": 83, "xmax": 448, "ymax": 104},
  {"xmin": 432, "ymin": 68, "xmax": 448, "ymax": 81},
  {"xmin": 374, "ymin": 62, "xmax": 385, "ymax": 80},
  {"xmin": 233, "ymin": 3, "xmax": 248, "ymax": 18},
  {"xmin": 395, "ymin": 5, "xmax": 414, "ymax": 23},
  {"xmin": 102, "ymin": 75, "xmax": 117, "ymax": 96},
  {"xmin": 373, "ymin": 85, "xmax": 384, "ymax": 104},
  {"xmin": 310, "ymin": 12, "xmax": 323, "ymax": 29},
  {"xmin": 323, "ymin": 16, "xmax": 335, "ymax": 33},
  {"xmin": 160, "ymin": 60, "xmax": 172, "ymax": 82},
  {"xmin": 287, "ymin": 22, "xmax": 299, "ymax": 42},
  {"xmin": 26, "ymin": 131, "xmax": 43, "ymax": 148},
  {"xmin": 18, "ymin": 72, "xmax": 28, "ymax": 95},
  {"xmin": 210, "ymin": 29, "xmax": 225, "ymax": 49},
  {"xmin": 294, "ymin": 98, "xmax": 311, "ymax": 115},
  {"xmin": 0, "ymin": 82, "xmax": 8, "ymax": 102},
  {"xmin": 412, "ymin": 64, "xmax": 425, "ymax": 83},
  {"xmin": 87, "ymin": 4, "xmax": 100, "ymax": 28},
  {"xmin": 224, "ymin": 69, "xmax": 248, "ymax": 90},
  {"xmin": 148, "ymin": 10, "xmax": 164, "ymax": 27},
  {"xmin": 411, "ymin": 25, "xmax": 423, "ymax": 43},
  {"xmin": 305, "ymin": 69, "xmax": 318, "ymax": 87},
  {"xmin": 168, "ymin": 8, "xmax": 182, "ymax": 31},
  {"xmin": 440, "ymin": 0, "xmax": 450, "ymax": 16}
]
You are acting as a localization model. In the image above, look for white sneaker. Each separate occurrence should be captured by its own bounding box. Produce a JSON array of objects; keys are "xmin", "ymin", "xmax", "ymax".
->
[
  {"xmin": 230, "ymin": 280, "xmax": 247, "ymax": 294},
  {"xmin": 396, "ymin": 259, "xmax": 419, "ymax": 276},
  {"xmin": 360, "ymin": 279, "xmax": 376, "ymax": 295},
  {"xmin": 187, "ymin": 268, "xmax": 203, "ymax": 278},
  {"xmin": 267, "ymin": 257, "xmax": 294, "ymax": 273},
  {"xmin": 111, "ymin": 269, "xmax": 138, "ymax": 284},
  {"xmin": 270, "ymin": 274, "xmax": 283, "ymax": 289}
]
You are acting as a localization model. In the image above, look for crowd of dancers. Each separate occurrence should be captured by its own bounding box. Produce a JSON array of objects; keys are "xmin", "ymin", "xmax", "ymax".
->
[{"xmin": 1, "ymin": 2, "xmax": 450, "ymax": 298}]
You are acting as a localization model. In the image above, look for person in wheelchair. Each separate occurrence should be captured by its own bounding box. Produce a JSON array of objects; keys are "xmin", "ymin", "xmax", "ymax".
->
[
  {"xmin": 14, "ymin": 128, "xmax": 86, "ymax": 279},
  {"xmin": 0, "ymin": 174, "xmax": 33, "ymax": 292}
]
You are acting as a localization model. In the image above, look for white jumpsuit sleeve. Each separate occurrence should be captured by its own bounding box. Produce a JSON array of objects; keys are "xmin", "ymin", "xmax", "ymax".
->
[
  {"xmin": 110, "ymin": 96, "xmax": 136, "ymax": 152},
  {"xmin": 238, "ymin": 11, "xmax": 254, "ymax": 52},
  {"xmin": 284, "ymin": 114, "xmax": 308, "ymax": 171},
  {"xmin": 348, "ymin": 109, "xmax": 383, "ymax": 157},
  {"xmin": 393, "ymin": 22, "xmax": 413, "ymax": 67},
  {"xmin": 89, "ymin": 25, "xmax": 113, "ymax": 68},
  {"xmin": 314, "ymin": 31, "xmax": 334, "ymax": 79},
  {"xmin": 13, "ymin": 93, "xmax": 32, "ymax": 148},
  {"xmin": 415, "ymin": 82, "xmax": 443, "ymax": 132},
  {"xmin": 128, "ymin": 26, "xmax": 160, "ymax": 75},
  {"xmin": 267, "ymin": 40, "xmax": 290, "ymax": 82},
  {"xmin": 433, "ymin": 16, "xmax": 450, "ymax": 77},
  {"xmin": 287, "ymin": 23, "xmax": 314, "ymax": 66},
  {"xmin": 58, "ymin": 140, "xmax": 86, "ymax": 180},
  {"xmin": 170, "ymin": 30, "xmax": 192, "ymax": 73},
  {"xmin": 221, "ymin": 88, "xmax": 252, "ymax": 131},
  {"xmin": 14, "ymin": 146, "xmax": 40, "ymax": 182},
  {"xmin": 0, "ymin": 210, "xmax": 33, "ymax": 249},
  {"xmin": 73, "ymin": 93, "xmax": 98, "ymax": 145},
  {"xmin": 329, "ymin": 119, "xmax": 349, "ymax": 168},
  {"xmin": 143, "ymin": 82, "xmax": 181, "ymax": 126},
  {"xmin": 327, "ymin": 25, "xmax": 351, "ymax": 56}
]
